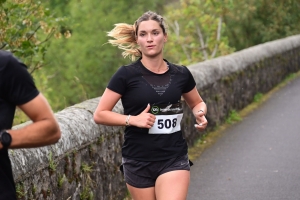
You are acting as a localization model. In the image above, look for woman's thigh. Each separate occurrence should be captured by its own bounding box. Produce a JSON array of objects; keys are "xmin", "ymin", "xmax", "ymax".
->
[
  {"xmin": 126, "ymin": 184, "xmax": 156, "ymax": 200},
  {"xmin": 155, "ymin": 170, "xmax": 190, "ymax": 200}
]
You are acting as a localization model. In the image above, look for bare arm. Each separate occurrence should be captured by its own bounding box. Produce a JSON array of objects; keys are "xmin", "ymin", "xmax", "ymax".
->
[
  {"xmin": 182, "ymin": 87, "xmax": 208, "ymax": 131},
  {"xmin": 93, "ymin": 88, "xmax": 126, "ymax": 126},
  {"xmin": 0, "ymin": 93, "xmax": 61, "ymax": 149},
  {"xmin": 93, "ymin": 88, "xmax": 155, "ymax": 128}
]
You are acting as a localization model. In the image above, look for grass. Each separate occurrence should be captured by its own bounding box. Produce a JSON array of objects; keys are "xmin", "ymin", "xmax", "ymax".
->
[
  {"xmin": 226, "ymin": 110, "xmax": 242, "ymax": 124},
  {"xmin": 48, "ymin": 151, "xmax": 57, "ymax": 172},
  {"xmin": 81, "ymin": 163, "xmax": 93, "ymax": 173}
]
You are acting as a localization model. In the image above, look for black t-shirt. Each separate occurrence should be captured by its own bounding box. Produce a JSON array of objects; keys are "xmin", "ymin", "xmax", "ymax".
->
[
  {"xmin": 0, "ymin": 50, "xmax": 39, "ymax": 199},
  {"xmin": 107, "ymin": 58, "xmax": 196, "ymax": 161}
]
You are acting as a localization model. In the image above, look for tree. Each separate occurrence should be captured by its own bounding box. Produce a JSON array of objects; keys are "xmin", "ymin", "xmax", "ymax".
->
[
  {"xmin": 219, "ymin": 0, "xmax": 300, "ymax": 50},
  {"xmin": 0, "ymin": 0, "xmax": 66, "ymax": 73},
  {"xmin": 163, "ymin": 0, "xmax": 234, "ymax": 65}
]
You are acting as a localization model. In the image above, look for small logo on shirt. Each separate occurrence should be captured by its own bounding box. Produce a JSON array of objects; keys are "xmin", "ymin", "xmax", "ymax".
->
[{"xmin": 151, "ymin": 106, "xmax": 159, "ymax": 114}]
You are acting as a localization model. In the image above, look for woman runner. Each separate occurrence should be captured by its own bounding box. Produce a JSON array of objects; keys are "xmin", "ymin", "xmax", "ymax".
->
[{"xmin": 93, "ymin": 10, "xmax": 208, "ymax": 200}]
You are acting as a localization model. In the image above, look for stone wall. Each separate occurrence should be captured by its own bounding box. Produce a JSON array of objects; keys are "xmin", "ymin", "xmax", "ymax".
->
[{"xmin": 10, "ymin": 35, "xmax": 300, "ymax": 199}]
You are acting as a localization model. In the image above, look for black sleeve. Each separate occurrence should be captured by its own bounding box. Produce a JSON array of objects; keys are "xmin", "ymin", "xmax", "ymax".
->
[
  {"xmin": 107, "ymin": 66, "xmax": 127, "ymax": 95},
  {"xmin": 3, "ymin": 54, "xmax": 39, "ymax": 105},
  {"xmin": 182, "ymin": 66, "xmax": 196, "ymax": 93}
]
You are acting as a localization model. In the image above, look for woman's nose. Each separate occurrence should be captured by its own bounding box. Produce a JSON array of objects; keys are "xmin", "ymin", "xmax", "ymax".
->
[{"xmin": 147, "ymin": 34, "xmax": 153, "ymax": 42}]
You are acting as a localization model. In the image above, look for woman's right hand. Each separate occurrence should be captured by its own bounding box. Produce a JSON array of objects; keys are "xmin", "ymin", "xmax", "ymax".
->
[{"xmin": 130, "ymin": 104, "xmax": 156, "ymax": 129}]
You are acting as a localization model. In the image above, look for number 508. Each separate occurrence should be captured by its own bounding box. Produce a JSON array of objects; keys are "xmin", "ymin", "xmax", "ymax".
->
[{"xmin": 157, "ymin": 118, "xmax": 177, "ymax": 129}]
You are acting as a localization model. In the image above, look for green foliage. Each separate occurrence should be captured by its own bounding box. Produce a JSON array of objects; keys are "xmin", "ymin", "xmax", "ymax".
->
[
  {"xmin": 220, "ymin": 0, "xmax": 300, "ymax": 50},
  {"xmin": 253, "ymin": 93, "xmax": 263, "ymax": 103},
  {"xmin": 163, "ymin": 0, "xmax": 235, "ymax": 65},
  {"xmin": 81, "ymin": 163, "xmax": 93, "ymax": 173},
  {"xmin": 48, "ymin": 151, "xmax": 57, "ymax": 172},
  {"xmin": 16, "ymin": 182, "xmax": 26, "ymax": 199},
  {"xmin": 284, "ymin": 73, "xmax": 296, "ymax": 82},
  {"xmin": 0, "ymin": 0, "xmax": 66, "ymax": 72},
  {"xmin": 199, "ymin": 132, "xmax": 209, "ymax": 144},
  {"xmin": 80, "ymin": 162, "xmax": 94, "ymax": 200},
  {"xmin": 58, "ymin": 174, "xmax": 66, "ymax": 188},
  {"xmin": 80, "ymin": 187, "xmax": 94, "ymax": 200},
  {"xmin": 13, "ymin": 108, "xmax": 29, "ymax": 125},
  {"xmin": 226, "ymin": 110, "xmax": 241, "ymax": 124}
]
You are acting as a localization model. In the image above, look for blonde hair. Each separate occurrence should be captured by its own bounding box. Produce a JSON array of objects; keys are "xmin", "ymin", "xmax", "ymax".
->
[{"xmin": 107, "ymin": 11, "xmax": 167, "ymax": 61}]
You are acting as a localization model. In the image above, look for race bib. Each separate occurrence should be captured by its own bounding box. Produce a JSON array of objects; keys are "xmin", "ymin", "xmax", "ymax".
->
[{"xmin": 149, "ymin": 103, "xmax": 183, "ymax": 134}]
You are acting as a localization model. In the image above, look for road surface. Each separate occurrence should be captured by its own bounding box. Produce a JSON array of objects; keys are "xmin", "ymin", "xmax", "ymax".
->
[{"xmin": 188, "ymin": 77, "xmax": 300, "ymax": 200}]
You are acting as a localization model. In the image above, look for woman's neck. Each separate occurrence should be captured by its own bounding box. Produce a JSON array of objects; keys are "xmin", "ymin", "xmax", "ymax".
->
[{"xmin": 141, "ymin": 56, "xmax": 168, "ymax": 74}]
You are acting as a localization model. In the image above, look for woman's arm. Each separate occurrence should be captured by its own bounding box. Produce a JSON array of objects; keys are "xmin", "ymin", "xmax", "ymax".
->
[
  {"xmin": 182, "ymin": 87, "xmax": 208, "ymax": 130},
  {"xmin": 93, "ymin": 88, "xmax": 127, "ymax": 126},
  {"xmin": 93, "ymin": 88, "xmax": 155, "ymax": 128}
]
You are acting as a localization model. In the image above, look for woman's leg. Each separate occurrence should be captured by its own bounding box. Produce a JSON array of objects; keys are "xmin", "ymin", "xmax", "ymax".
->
[
  {"xmin": 155, "ymin": 170, "xmax": 190, "ymax": 200},
  {"xmin": 126, "ymin": 184, "xmax": 156, "ymax": 200}
]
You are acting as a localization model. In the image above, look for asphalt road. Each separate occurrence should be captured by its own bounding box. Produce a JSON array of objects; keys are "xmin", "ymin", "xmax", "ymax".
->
[{"xmin": 187, "ymin": 77, "xmax": 300, "ymax": 200}]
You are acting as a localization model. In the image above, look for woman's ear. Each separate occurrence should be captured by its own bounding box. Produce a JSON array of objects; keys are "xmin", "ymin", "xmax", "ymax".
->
[{"xmin": 164, "ymin": 34, "xmax": 168, "ymax": 42}]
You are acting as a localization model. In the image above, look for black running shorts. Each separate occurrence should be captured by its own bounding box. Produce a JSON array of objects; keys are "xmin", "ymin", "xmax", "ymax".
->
[{"xmin": 120, "ymin": 154, "xmax": 193, "ymax": 188}]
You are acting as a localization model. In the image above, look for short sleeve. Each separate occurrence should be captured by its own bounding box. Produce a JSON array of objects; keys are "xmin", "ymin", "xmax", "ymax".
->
[
  {"xmin": 107, "ymin": 66, "xmax": 127, "ymax": 95},
  {"xmin": 182, "ymin": 66, "xmax": 196, "ymax": 93},
  {"xmin": 2, "ymin": 54, "xmax": 39, "ymax": 105}
]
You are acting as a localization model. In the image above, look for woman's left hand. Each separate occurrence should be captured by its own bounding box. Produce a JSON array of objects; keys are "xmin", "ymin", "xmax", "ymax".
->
[{"xmin": 194, "ymin": 110, "xmax": 208, "ymax": 131}]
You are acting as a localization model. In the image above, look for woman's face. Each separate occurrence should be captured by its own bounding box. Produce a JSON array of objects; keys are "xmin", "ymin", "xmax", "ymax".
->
[{"xmin": 136, "ymin": 20, "xmax": 167, "ymax": 58}]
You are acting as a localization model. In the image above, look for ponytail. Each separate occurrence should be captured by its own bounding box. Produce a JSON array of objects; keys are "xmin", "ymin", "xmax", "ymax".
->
[{"xmin": 107, "ymin": 23, "xmax": 141, "ymax": 61}]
